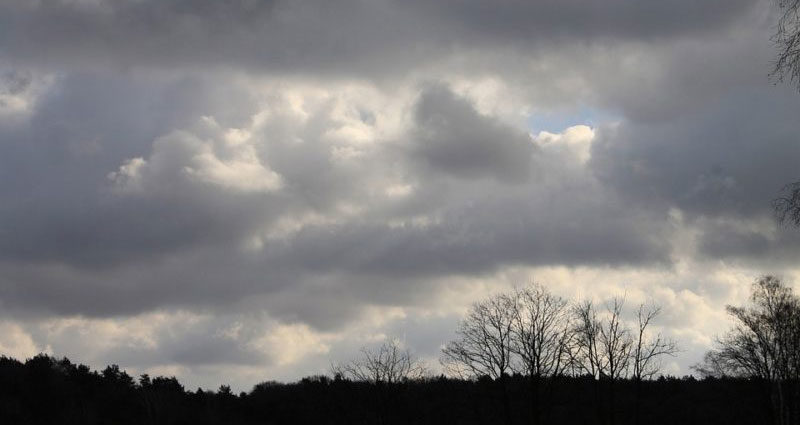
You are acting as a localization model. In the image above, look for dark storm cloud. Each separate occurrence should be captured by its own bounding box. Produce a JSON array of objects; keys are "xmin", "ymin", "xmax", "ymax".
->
[
  {"xmin": 0, "ymin": 0, "xmax": 760, "ymax": 75},
  {"xmin": 410, "ymin": 84, "xmax": 534, "ymax": 183},
  {"xmin": 403, "ymin": 0, "xmax": 757, "ymax": 42},
  {"xmin": 590, "ymin": 88, "xmax": 800, "ymax": 219},
  {"xmin": 697, "ymin": 219, "xmax": 800, "ymax": 267},
  {"xmin": 698, "ymin": 221, "xmax": 774, "ymax": 261},
  {"xmin": 264, "ymin": 196, "xmax": 667, "ymax": 280}
]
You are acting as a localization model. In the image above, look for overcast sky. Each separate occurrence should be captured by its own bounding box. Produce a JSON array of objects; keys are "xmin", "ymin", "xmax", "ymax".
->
[{"xmin": 1, "ymin": 0, "xmax": 800, "ymax": 391}]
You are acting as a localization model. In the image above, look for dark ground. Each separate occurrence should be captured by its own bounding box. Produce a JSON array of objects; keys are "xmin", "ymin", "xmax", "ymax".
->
[{"xmin": 0, "ymin": 354, "xmax": 781, "ymax": 425}]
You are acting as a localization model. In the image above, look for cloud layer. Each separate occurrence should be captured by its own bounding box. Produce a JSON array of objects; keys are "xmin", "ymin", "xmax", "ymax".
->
[{"xmin": 1, "ymin": 0, "xmax": 798, "ymax": 390}]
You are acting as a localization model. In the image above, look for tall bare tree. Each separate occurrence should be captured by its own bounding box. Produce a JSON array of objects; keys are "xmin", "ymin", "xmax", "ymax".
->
[
  {"xmin": 441, "ymin": 292, "xmax": 517, "ymax": 425},
  {"xmin": 770, "ymin": 0, "xmax": 800, "ymax": 223},
  {"xmin": 773, "ymin": 182, "xmax": 800, "ymax": 227},
  {"xmin": 631, "ymin": 302, "xmax": 678, "ymax": 425},
  {"xmin": 572, "ymin": 299, "xmax": 602, "ymax": 379},
  {"xmin": 696, "ymin": 276, "xmax": 800, "ymax": 425},
  {"xmin": 632, "ymin": 303, "xmax": 678, "ymax": 381},
  {"xmin": 573, "ymin": 298, "xmax": 633, "ymax": 380},
  {"xmin": 772, "ymin": 0, "xmax": 800, "ymax": 90},
  {"xmin": 573, "ymin": 297, "xmax": 634, "ymax": 425},
  {"xmin": 510, "ymin": 284, "xmax": 573, "ymax": 424},
  {"xmin": 441, "ymin": 292, "xmax": 518, "ymax": 379},
  {"xmin": 511, "ymin": 284, "xmax": 574, "ymax": 379}
]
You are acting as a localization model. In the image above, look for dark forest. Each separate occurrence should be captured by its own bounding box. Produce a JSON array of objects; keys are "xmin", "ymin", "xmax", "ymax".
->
[{"xmin": 0, "ymin": 354, "xmax": 783, "ymax": 425}]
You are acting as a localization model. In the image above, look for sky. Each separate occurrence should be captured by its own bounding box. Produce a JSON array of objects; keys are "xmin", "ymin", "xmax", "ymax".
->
[{"xmin": 1, "ymin": 0, "xmax": 800, "ymax": 391}]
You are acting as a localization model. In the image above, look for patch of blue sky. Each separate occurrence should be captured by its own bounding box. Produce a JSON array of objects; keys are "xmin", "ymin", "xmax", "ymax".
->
[{"xmin": 527, "ymin": 105, "xmax": 619, "ymax": 134}]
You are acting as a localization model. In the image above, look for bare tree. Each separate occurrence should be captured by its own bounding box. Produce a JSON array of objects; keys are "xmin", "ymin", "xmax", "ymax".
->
[
  {"xmin": 440, "ymin": 292, "xmax": 518, "ymax": 379},
  {"xmin": 631, "ymin": 302, "xmax": 678, "ymax": 425},
  {"xmin": 510, "ymin": 283, "xmax": 574, "ymax": 425},
  {"xmin": 773, "ymin": 182, "xmax": 800, "ymax": 227},
  {"xmin": 599, "ymin": 298, "xmax": 634, "ymax": 382},
  {"xmin": 772, "ymin": 0, "xmax": 800, "ymax": 90},
  {"xmin": 572, "ymin": 300, "xmax": 602, "ymax": 379},
  {"xmin": 441, "ymin": 292, "xmax": 517, "ymax": 425},
  {"xmin": 695, "ymin": 276, "xmax": 800, "ymax": 380},
  {"xmin": 332, "ymin": 338, "xmax": 427, "ymax": 384},
  {"xmin": 632, "ymin": 303, "xmax": 678, "ymax": 381},
  {"xmin": 695, "ymin": 276, "xmax": 800, "ymax": 425},
  {"xmin": 770, "ymin": 0, "xmax": 800, "ymax": 223},
  {"xmin": 573, "ymin": 298, "xmax": 633, "ymax": 380},
  {"xmin": 511, "ymin": 284, "xmax": 574, "ymax": 379},
  {"xmin": 573, "ymin": 297, "xmax": 633, "ymax": 425}
]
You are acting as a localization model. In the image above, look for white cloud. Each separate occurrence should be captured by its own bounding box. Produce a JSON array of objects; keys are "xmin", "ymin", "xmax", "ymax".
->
[
  {"xmin": 0, "ymin": 321, "xmax": 42, "ymax": 360},
  {"xmin": 535, "ymin": 124, "xmax": 596, "ymax": 164}
]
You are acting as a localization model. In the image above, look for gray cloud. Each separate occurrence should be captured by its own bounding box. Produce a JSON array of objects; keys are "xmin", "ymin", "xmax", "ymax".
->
[
  {"xmin": 0, "ymin": 0, "xmax": 761, "ymax": 76},
  {"xmin": 402, "ymin": 0, "xmax": 758, "ymax": 43},
  {"xmin": 0, "ymin": 0, "xmax": 798, "ymax": 389},
  {"xmin": 590, "ymin": 88, "xmax": 800, "ymax": 219},
  {"xmin": 410, "ymin": 84, "xmax": 535, "ymax": 183},
  {"xmin": 0, "ymin": 77, "xmax": 670, "ymax": 322}
]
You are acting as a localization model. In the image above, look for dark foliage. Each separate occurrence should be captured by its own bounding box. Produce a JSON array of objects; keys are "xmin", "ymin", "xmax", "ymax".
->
[{"xmin": 0, "ymin": 353, "xmax": 781, "ymax": 425}]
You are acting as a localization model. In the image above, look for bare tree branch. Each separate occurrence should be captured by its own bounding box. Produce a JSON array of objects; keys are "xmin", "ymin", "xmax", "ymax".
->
[
  {"xmin": 441, "ymin": 293, "xmax": 518, "ymax": 379},
  {"xmin": 632, "ymin": 302, "xmax": 679, "ymax": 381},
  {"xmin": 771, "ymin": 0, "xmax": 800, "ymax": 90},
  {"xmin": 510, "ymin": 283, "xmax": 574, "ymax": 379},
  {"xmin": 332, "ymin": 338, "xmax": 428, "ymax": 383}
]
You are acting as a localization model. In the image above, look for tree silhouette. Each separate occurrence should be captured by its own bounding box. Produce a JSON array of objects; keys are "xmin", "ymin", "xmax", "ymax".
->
[
  {"xmin": 573, "ymin": 298, "xmax": 633, "ymax": 382},
  {"xmin": 696, "ymin": 276, "xmax": 800, "ymax": 424},
  {"xmin": 773, "ymin": 182, "xmax": 800, "ymax": 227},
  {"xmin": 441, "ymin": 291, "xmax": 517, "ymax": 425},
  {"xmin": 772, "ymin": 0, "xmax": 800, "ymax": 90},
  {"xmin": 441, "ymin": 292, "xmax": 517, "ymax": 380},
  {"xmin": 572, "ymin": 297, "xmax": 640, "ymax": 425},
  {"xmin": 509, "ymin": 284, "xmax": 574, "ymax": 424},
  {"xmin": 631, "ymin": 303, "xmax": 678, "ymax": 381},
  {"xmin": 332, "ymin": 338, "xmax": 427, "ymax": 384},
  {"xmin": 631, "ymin": 303, "xmax": 678, "ymax": 425},
  {"xmin": 770, "ymin": 0, "xmax": 800, "ymax": 223}
]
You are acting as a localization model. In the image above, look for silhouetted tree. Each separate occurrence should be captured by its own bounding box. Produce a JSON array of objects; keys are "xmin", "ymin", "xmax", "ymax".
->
[
  {"xmin": 441, "ymin": 292, "xmax": 517, "ymax": 425},
  {"xmin": 509, "ymin": 284, "xmax": 573, "ymax": 424},
  {"xmin": 331, "ymin": 338, "xmax": 427, "ymax": 425},
  {"xmin": 573, "ymin": 297, "xmax": 633, "ymax": 425},
  {"xmin": 696, "ymin": 276, "xmax": 800, "ymax": 424},
  {"xmin": 441, "ymin": 293, "xmax": 518, "ymax": 379},
  {"xmin": 773, "ymin": 182, "xmax": 800, "ymax": 227},
  {"xmin": 573, "ymin": 298, "xmax": 633, "ymax": 381},
  {"xmin": 631, "ymin": 302, "xmax": 678, "ymax": 425},
  {"xmin": 1, "ymin": 349, "xmax": 788, "ymax": 425},
  {"xmin": 770, "ymin": 0, "xmax": 800, "ymax": 222},
  {"xmin": 332, "ymin": 338, "xmax": 427, "ymax": 384},
  {"xmin": 632, "ymin": 303, "xmax": 678, "ymax": 381},
  {"xmin": 511, "ymin": 284, "xmax": 573, "ymax": 379},
  {"xmin": 772, "ymin": 0, "xmax": 800, "ymax": 90}
]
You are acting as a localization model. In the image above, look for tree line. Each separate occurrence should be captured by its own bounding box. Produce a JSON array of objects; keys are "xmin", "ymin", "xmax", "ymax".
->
[
  {"xmin": 0, "ymin": 352, "xmax": 775, "ymax": 425},
  {"xmin": 333, "ymin": 284, "xmax": 678, "ymax": 425},
  {"xmin": 330, "ymin": 278, "xmax": 800, "ymax": 425},
  {"xmin": 1, "ymin": 277, "xmax": 800, "ymax": 424},
  {"xmin": 440, "ymin": 284, "xmax": 678, "ymax": 425}
]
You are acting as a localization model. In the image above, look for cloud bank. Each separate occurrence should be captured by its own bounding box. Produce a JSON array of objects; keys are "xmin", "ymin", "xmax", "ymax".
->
[{"xmin": 0, "ymin": 0, "xmax": 798, "ymax": 390}]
